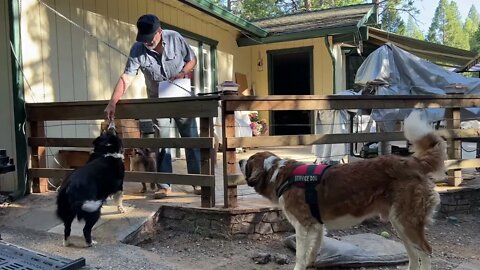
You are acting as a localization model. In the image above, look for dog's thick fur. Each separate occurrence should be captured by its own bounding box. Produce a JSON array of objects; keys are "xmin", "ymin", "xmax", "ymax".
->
[
  {"xmin": 240, "ymin": 111, "xmax": 446, "ymax": 270},
  {"xmin": 56, "ymin": 129, "xmax": 125, "ymax": 247},
  {"xmin": 130, "ymin": 148, "xmax": 159, "ymax": 192}
]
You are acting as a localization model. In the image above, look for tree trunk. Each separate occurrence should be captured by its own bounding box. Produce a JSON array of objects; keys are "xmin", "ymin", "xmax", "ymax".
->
[{"xmin": 304, "ymin": 0, "xmax": 312, "ymax": 11}]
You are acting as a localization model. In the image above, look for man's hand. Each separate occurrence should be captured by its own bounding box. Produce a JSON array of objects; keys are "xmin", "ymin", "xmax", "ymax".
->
[
  {"xmin": 171, "ymin": 71, "xmax": 186, "ymax": 80},
  {"xmin": 104, "ymin": 103, "xmax": 116, "ymax": 121}
]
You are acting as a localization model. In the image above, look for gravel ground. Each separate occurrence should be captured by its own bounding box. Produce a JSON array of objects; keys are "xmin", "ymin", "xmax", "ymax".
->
[
  {"xmin": 137, "ymin": 214, "xmax": 480, "ymax": 270},
  {"xmin": 1, "ymin": 198, "xmax": 479, "ymax": 269}
]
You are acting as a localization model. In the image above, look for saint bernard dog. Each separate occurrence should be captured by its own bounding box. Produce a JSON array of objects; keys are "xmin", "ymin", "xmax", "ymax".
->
[
  {"xmin": 56, "ymin": 128, "xmax": 125, "ymax": 247},
  {"xmin": 240, "ymin": 111, "xmax": 446, "ymax": 270}
]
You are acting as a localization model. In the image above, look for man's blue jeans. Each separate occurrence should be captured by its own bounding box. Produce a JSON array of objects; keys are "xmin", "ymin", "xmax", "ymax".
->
[{"xmin": 155, "ymin": 117, "xmax": 200, "ymax": 189}]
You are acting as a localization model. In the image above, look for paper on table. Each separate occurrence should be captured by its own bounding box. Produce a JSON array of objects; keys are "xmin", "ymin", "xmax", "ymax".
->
[{"xmin": 158, "ymin": 78, "xmax": 193, "ymax": 98}]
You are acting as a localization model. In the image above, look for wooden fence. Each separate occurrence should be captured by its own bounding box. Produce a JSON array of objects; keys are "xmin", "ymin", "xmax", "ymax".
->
[
  {"xmin": 26, "ymin": 94, "xmax": 480, "ymax": 208},
  {"xmin": 26, "ymin": 96, "xmax": 218, "ymax": 207},
  {"xmin": 220, "ymin": 94, "xmax": 480, "ymax": 207}
]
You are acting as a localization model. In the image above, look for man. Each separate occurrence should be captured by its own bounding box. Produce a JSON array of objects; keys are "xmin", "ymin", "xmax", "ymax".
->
[{"xmin": 105, "ymin": 14, "xmax": 201, "ymax": 199}]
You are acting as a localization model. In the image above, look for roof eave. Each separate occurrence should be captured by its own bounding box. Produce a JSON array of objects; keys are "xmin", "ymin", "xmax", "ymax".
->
[
  {"xmin": 179, "ymin": 0, "xmax": 268, "ymax": 38},
  {"xmin": 237, "ymin": 25, "xmax": 360, "ymax": 47},
  {"xmin": 367, "ymin": 27, "xmax": 477, "ymax": 67},
  {"xmin": 357, "ymin": 6, "xmax": 377, "ymax": 28}
]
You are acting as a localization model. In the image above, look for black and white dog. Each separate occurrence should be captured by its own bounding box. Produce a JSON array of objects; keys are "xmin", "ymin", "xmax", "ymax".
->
[{"xmin": 56, "ymin": 128, "xmax": 125, "ymax": 247}]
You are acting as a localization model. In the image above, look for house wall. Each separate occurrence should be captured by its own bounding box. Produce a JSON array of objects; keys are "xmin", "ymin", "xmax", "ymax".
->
[
  {"xmin": 0, "ymin": 1, "xmax": 17, "ymax": 192},
  {"xmin": 17, "ymin": 0, "xmax": 251, "ymax": 172},
  {"xmin": 19, "ymin": 0, "xmax": 251, "ymax": 124},
  {"xmin": 249, "ymin": 37, "xmax": 334, "ymax": 96}
]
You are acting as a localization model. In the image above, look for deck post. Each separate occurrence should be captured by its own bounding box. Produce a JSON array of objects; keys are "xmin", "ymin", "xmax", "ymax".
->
[
  {"xmin": 199, "ymin": 116, "xmax": 215, "ymax": 207},
  {"xmin": 221, "ymin": 96, "xmax": 238, "ymax": 208},
  {"xmin": 446, "ymin": 94, "xmax": 462, "ymax": 186}
]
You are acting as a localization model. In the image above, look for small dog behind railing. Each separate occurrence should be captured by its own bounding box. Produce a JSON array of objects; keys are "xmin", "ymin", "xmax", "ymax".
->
[{"xmin": 130, "ymin": 148, "xmax": 160, "ymax": 193}]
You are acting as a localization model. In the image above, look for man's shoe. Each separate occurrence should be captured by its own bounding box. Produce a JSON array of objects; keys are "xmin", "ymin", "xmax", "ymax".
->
[
  {"xmin": 193, "ymin": 186, "xmax": 202, "ymax": 195},
  {"xmin": 154, "ymin": 188, "xmax": 170, "ymax": 199}
]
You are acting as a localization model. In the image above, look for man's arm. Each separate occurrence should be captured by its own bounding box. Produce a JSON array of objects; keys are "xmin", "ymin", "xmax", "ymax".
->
[
  {"xmin": 105, "ymin": 73, "xmax": 134, "ymax": 120},
  {"xmin": 173, "ymin": 56, "xmax": 197, "ymax": 80}
]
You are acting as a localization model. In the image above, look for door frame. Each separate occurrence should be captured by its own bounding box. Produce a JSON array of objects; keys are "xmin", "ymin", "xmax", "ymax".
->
[{"xmin": 267, "ymin": 46, "xmax": 314, "ymax": 135}]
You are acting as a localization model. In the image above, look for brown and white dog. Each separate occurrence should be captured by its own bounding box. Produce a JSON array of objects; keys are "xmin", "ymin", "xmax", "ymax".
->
[
  {"xmin": 239, "ymin": 111, "xmax": 446, "ymax": 270},
  {"xmin": 130, "ymin": 148, "xmax": 160, "ymax": 193}
]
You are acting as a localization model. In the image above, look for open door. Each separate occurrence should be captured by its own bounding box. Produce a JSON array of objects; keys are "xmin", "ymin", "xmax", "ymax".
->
[{"xmin": 268, "ymin": 47, "xmax": 313, "ymax": 135}]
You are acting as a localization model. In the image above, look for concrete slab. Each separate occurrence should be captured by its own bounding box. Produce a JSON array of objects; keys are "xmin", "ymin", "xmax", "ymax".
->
[
  {"xmin": 454, "ymin": 261, "xmax": 480, "ymax": 270},
  {"xmin": 47, "ymin": 204, "xmax": 135, "ymax": 237}
]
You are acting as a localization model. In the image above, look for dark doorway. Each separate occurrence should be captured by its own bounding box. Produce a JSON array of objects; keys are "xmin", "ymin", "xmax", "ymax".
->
[{"xmin": 268, "ymin": 47, "xmax": 313, "ymax": 135}]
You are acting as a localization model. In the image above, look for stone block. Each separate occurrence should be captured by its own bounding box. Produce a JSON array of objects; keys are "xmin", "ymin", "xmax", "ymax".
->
[
  {"xmin": 255, "ymin": 223, "xmax": 273, "ymax": 234},
  {"xmin": 262, "ymin": 211, "xmax": 281, "ymax": 223},
  {"xmin": 195, "ymin": 218, "xmax": 210, "ymax": 229},
  {"xmin": 160, "ymin": 208, "xmax": 185, "ymax": 220},
  {"xmin": 231, "ymin": 222, "xmax": 255, "ymax": 234},
  {"xmin": 272, "ymin": 220, "xmax": 294, "ymax": 233}
]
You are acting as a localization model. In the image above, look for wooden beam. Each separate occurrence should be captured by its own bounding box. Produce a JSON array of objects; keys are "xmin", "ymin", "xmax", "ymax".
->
[
  {"xmin": 227, "ymin": 174, "xmax": 246, "ymax": 186},
  {"xmin": 226, "ymin": 129, "xmax": 480, "ymax": 148},
  {"xmin": 26, "ymin": 97, "xmax": 219, "ymax": 121},
  {"xmin": 28, "ymin": 137, "xmax": 214, "ymax": 149},
  {"xmin": 222, "ymin": 95, "xmax": 480, "ymax": 111},
  {"xmin": 28, "ymin": 168, "xmax": 216, "ymax": 187},
  {"xmin": 445, "ymin": 158, "xmax": 480, "ymax": 170},
  {"xmin": 227, "ymin": 159, "xmax": 480, "ymax": 186}
]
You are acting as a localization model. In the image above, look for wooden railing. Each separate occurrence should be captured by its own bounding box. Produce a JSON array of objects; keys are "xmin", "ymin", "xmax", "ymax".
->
[
  {"xmin": 220, "ymin": 94, "xmax": 480, "ymax": 207},
  {"xmin": 25, "ymin": 94, "xmax": 480, "ymax": 209},
  {"xmin": 26, "ymin": 96, "xmax": 218, "ymax": 207}
]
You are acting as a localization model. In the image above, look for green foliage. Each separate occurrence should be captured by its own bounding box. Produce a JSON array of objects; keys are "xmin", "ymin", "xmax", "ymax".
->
[
  {"xmin": 427, "ymin": 0, "xmax": 469, "ymax": 49},
  {"xmin": 472, "ymin": 28, "xmax": 480, "ymax": 52},
  {"xmin": 212, "ymin": 0, "xmax": 365, "ymax": 20},
  {"xmin": 427, "ymin": 0, "xmax": 448, "ymax": 43},
  {"xmin": 405, "ymin": 16, "xmax": 424, "ymax": 40},
  {"xmin": 236, "ymin": 0, "xmax": 284, "ymax": 20},
  {"xmin": 307, "ymin": 0, "xmax": 365, "ymax": 10},
  {"xmin": 380, "ymin": 0, "xmax": 406, "ymax": 34},
  {"xmin": 464, "ymin": 5, "xmax": 480, "ymax": 49},
  {"xmin": 444, "ymin": 1, "xmax": 469, "ymax": 49}
]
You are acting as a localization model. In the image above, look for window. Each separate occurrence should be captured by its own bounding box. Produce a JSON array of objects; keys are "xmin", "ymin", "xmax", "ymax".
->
[{"xmin": 186, "ymin": 38, "xmax": 216, "ymax": 95}]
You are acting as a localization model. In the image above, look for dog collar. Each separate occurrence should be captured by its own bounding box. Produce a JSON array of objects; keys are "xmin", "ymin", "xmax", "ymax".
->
[{"xmin": 104, "ymin": 153, "xmax": 124, "ymax": 160}]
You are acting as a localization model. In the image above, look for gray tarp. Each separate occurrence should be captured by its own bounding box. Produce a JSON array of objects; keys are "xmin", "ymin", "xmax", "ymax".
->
[{"xmin": 355, "ymin": 43, "xmax": 480, "ymax": 131}]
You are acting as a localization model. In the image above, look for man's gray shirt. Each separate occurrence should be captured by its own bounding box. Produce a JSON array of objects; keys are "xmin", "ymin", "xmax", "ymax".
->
[{"xmin": 124, "ymin": 29, "xmax": 195, "ymax": 98}]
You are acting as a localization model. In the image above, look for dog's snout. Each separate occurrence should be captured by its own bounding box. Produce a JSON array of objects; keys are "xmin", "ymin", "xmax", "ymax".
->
[
  {"xmin": 239, "ymin": 159, "xmax": 245, "ymax": 167},
  {"xmin": 107, "ymin": 127, "xmax": 117, "ymax": 135}
]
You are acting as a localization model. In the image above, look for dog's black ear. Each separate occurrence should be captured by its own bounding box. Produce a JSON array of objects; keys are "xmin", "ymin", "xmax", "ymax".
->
[{"xmin": 92, "ymin": 136, "xmax": 102, "ymax": 147}]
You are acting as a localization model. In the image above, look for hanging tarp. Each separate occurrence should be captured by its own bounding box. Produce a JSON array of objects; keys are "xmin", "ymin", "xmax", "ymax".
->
[{"xmin": 355, "ymin": 43, "xmax": 480, "ymax": 130}]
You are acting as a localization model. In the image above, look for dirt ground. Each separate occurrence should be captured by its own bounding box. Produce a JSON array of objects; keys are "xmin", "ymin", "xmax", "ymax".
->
[{"xmin": 138, "ymin": 213, "xmax": 480, "ymax": 270}]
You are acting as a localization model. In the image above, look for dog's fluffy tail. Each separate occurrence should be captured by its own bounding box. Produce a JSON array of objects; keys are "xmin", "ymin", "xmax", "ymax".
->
[{"xmin": 404, "ymin": 110, "xmax": 446, "ymax": 181}]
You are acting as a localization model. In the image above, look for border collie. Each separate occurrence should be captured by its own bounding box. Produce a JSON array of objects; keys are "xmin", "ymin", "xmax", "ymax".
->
[{"xmin": 56, "ymin": 128, "xmax": 125, "ymax": 247}]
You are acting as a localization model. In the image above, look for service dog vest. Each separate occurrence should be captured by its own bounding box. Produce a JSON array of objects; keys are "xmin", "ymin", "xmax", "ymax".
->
[{"xmin": 276, "ymin": 164, "xmax": 330, "ymax": 224}]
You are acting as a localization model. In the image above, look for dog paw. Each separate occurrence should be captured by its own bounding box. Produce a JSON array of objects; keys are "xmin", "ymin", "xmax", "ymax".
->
[
  {"xmin": 86, "ymin": 240, "xmax": 97, "ymax": 247},
  {"xmin": 117, "ymin": 206, "xmax": 125, "ymax": 213},
  {"xmin": 63, "ymin": 239, "xmax": 72, "ymax": 247}
]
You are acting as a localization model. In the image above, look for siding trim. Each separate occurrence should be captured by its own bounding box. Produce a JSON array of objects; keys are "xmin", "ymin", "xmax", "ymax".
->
[
  {"xmin": 8, "ymin": 0, "xmax": 27, "ymax": 199},
  {"xmin": 162, "ymin": 21, "xmax": 218, "ymax": 46}
]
